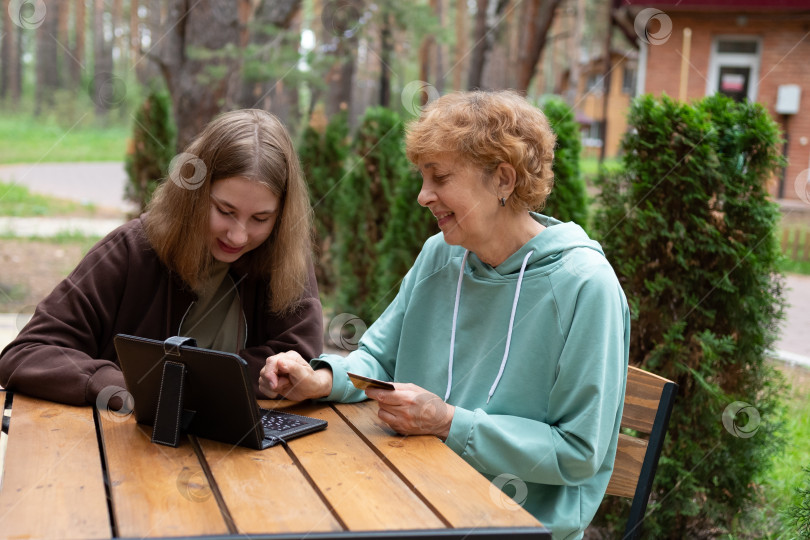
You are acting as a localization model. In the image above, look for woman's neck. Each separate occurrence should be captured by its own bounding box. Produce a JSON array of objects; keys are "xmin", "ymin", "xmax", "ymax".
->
[{"xmin": 475, "ymin": 213, "xmax": 545, "ymax": 267}]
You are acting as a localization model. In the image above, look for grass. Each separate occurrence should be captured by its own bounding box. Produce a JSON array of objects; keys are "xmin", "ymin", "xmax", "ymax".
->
[
  {"xmin": 0, "ymin": 231, "xmax": 102, "ymax": 250},
  {"xmin": 580, "ymin": 156, "xmax": 622, "ymax": 180},
  {"xmin": 736, "ymin": 362, "xmax": 810, "ymax": 538},
  {"xmin": 0, "ymin": 110, "xmax": 129, "ymax": 164},
  {"xmin": 0, "ymin": 181, "xmax": 98, "ymax": 217},
  {"xmin": 780, "ymin": 226, "xmax": 810, "ymax": 276}
]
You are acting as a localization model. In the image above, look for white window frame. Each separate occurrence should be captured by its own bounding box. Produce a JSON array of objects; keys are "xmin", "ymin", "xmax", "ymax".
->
[{"xmin": 706, "ymin": 35, "xmax": 762, "ymax": 102}]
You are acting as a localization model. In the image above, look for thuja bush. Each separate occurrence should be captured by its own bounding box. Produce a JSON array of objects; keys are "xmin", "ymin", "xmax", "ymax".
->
[
  {"xmin": 788, "ymin": 467, "xmax": 810, "ymax": 538},
  {"xmin": 332, "ymin": 107, "xmax": 417, "ymax": 325},
  {"xmin": 373, "ymin": 151, "xmax": 437, "ymax": 317},
  {"xmin": 541, "ymin": 97, "xmax": 588, "ymax": 228},
  {"xmin": 591, "ymin": 94, "xmax": 786, "ymax": 537},
  {"xmin": 299, "ymin": 109, "xmax": 350, "ymax": 294},
  {"xmin": 124, "ymin": 86, "xmax": 176, "ymax": 213}
]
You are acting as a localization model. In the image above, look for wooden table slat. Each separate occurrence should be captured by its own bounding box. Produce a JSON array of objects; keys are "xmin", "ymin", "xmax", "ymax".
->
[
  {"xmin": 197, "ymin": 435, "xmax": 342, "ymax": 535},
  {"xmin": 284, "ymin": 402, "xmax": 446, "ymax": 530},
  {"xmin": 335, "ymin": 401, "xmax": 543, "ymax": 528},
  {"xmin": 98, "ymin": 410, "xmax": 229, "ymax": 538},
  {"xmin": 0, "ymin": 394, "xmax": 111, "ymax": 539}
]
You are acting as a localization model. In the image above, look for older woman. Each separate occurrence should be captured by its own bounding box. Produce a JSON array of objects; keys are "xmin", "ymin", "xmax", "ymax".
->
[
  {"xmin": 260, "ymin": 91, "xmax": 629, "ymax": 539},
  {"xmin": 0, "ymin": 109, "xmax": 323, "ymax": 406}
]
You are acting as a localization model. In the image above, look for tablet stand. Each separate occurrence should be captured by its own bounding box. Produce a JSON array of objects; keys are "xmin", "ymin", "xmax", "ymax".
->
[{"xmin": 151, "ymin": 336, "xmax": 197, "ymax": 447}]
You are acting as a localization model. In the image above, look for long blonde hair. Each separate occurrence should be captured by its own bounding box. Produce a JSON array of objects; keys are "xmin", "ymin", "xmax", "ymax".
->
[{"xmin": 145, "ymin": 109, "xmax": 313, "ymax": 314}]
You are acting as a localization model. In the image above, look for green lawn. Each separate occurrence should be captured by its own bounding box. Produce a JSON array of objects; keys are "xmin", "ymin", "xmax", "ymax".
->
[
  {"xmin": 0, "ymin": 112, "xmax": 129, "ymax": 164},
  {"xmin": 0, "ymin": 181, "xmax": 97, "ymax": 216},
  {"xmin": 741, "ymin": 363, "xmax": 810, "ymax": 538}
]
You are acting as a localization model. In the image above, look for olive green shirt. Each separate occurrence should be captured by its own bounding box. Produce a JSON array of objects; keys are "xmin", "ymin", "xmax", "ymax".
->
[{"xmin": 180, "ymin": 260, "xmax": 244, "ymax": 353}]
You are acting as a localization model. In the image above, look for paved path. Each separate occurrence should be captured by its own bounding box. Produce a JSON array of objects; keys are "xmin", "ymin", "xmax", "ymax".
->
[
  {"xmin": 774, "ymin": 273, "xmax": 810, "ymax": 365},
  {"xmin": 0, "ymin": 162, "xmax": 137, "ymax": 214}
]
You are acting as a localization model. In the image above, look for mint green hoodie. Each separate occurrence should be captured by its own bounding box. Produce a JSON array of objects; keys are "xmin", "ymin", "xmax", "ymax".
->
[{"xmin": 312, "ymin": 213, "xmax": 630, "ymax": 539}]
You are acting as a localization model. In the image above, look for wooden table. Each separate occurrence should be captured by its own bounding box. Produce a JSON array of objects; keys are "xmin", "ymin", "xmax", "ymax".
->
[{"xmin": 0, "ymin": 390, "xmax": 550, "ymax": 539}]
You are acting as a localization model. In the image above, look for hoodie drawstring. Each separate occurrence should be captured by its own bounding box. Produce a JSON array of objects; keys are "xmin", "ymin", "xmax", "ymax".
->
[
  {"xmin": 445, "ymin": 249, "xmax": 534, "ymax": 404},
  {"xmin": 445, "ymin": 250, "xmax": 469, "ymax": 401}
]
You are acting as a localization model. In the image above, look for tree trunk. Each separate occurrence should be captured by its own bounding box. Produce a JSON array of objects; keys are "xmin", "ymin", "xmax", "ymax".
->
[
  {"xmin": 378, "ymin": 11, "xmax": 392, "ymax": 108},
  {"xmin": 57, "ymin": 0, "xmax": 71, "ymax": 85},
  {"xmin": 467, "ymin": 0, "xmax": 489, "ymax": 90},
  {"xmin": 432, "ymin": 0, "xmax": 445, "ymax": 93},
  {"xmin": 566, "ymin": 0, "xmax": 585, "ymax": 105},
  {"xmin": 93, "ymin": 0, "xmax": 115, "ymax": 119},
  {"xmin": 130, "ymin": 0, "xmax": 140, "ymax": 79},
  {"xmin": 1, "ymin": 0, "xmax": 11, "ymax": 99},
  {"xmin": 156, "ymin": 0, "xmax": 244, "ymax": 151},
  {"xmin": 515, "ymin": 0, "xmax": 562, "ymax": 93},
  {"xmin": 35, "ymin": 1, "xmax": 61, "ymax": 115},
  {"xmin": 238, "ymin": 0, "xmax": 302, "ymax": 125},
  {"xmin": 322, "ymin": 0, "xmax": 361, "ymax": 121},
  {"xmin": 112, "ymin": 0, "xmax": 124, "ymax": 68},
  {"xmin": 70, "ymin": 0, "xmax": 86, "ymax": 89},
  {"xmin": 452, "ymin": 0, "xmax": 467, "ymax": 90}
]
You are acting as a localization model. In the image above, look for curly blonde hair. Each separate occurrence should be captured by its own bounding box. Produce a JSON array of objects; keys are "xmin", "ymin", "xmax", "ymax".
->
[
  {"xmin": 144, "ymin": 109, "xmax": 313, "ymax": 315},
  {"xmin": 405, "ymin": 90, "xmax": 556, "ymax": 211}
]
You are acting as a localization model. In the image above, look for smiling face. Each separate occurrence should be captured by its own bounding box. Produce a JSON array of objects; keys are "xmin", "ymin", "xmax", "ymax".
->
[
  {"xmin": 208, "ymin": 176, "xmax": 280, "ymax": 263},
  {"xmin": 417, "ymin": 152, "xmax": 501, "ymax": 254}
]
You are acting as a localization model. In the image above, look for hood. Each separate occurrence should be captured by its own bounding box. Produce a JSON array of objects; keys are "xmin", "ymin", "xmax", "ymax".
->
[{"xmin": 466, "ymin": 213, "xmax": 605, "ymax": 278}]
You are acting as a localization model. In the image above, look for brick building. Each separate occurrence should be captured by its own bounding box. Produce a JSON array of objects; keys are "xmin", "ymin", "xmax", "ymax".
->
[
  {"xmin": 559, "ymin": 50, "xmax": 638, "ymax": 159},
  {"xmin": 618, "ymin": 0, "xmax": 810, "ymax": 201}
]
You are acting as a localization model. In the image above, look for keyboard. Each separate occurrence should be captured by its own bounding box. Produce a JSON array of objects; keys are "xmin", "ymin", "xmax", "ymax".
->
[{"xmin": 260, "ymin": 410, "xmax": 306, "ymax": 433}]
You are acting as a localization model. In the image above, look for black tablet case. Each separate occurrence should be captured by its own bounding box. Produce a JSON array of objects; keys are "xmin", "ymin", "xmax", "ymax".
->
[{"xmin": 113, "ymin": 334, "xmax": 326, "ymax": 450}]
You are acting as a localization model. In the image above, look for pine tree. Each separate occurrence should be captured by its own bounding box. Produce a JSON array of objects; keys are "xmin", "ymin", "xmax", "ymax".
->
[
  {"xmin": 332, "ymin": 107, "xmax": 416, "ymax": 325},
  {"xmin": 124, "ymin": 87, "xmax": 176, "ymax": 214},
  {"xmin": 541, "ymin": 97, "xmax": 588, "ymax": 228},
  {"xmin": 299, "ymin": 109, "xmax": 350, "ymax": 294}
]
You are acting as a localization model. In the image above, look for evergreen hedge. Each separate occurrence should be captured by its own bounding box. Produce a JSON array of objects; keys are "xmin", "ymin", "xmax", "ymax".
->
[
  {"xmin": 541, "ymin": 97, "xmax": 589, "ymax": 228},
  {"xmin": 789, "ymin": 467, "xmax": 810, "ymax": 538},
  {"xmin": 591, "ymin": 93, "xmax": 786, "ymax": 537},
  {"xmin": 124, "ymin": 86, "xmax": 176, "ymax": 213},
  {"xmin": 332, "ymin": 107, "xmax": 427, "ymax": 325},
  {"xmin": 299, "ymin": 110, "xmax": 350, "ymax": 294}
]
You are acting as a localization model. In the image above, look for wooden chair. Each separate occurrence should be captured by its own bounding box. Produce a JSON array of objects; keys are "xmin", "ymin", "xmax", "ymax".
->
[{"xmin": 605, "ymin": 365, "xmax": 678, "ymax": 540}]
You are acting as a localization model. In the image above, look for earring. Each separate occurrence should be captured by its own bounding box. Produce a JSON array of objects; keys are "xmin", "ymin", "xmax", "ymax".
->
[{"xmin": 500, "ymin": 197, "xmax": 506, "ymax": 207}]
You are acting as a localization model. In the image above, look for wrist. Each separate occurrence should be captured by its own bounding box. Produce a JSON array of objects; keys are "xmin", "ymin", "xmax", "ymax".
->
[
  {"xmin": 438, "ymin": 404, "xmax": 455, "ymax": 441},
  {"xmin": 315, "ymin": 367, "xmax": 333, "ymax": 399}
]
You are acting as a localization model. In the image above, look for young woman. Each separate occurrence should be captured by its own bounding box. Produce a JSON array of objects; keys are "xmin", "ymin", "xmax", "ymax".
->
[
  {"xmin": 0, "ymin": 109, "xmax": 323, "ymax": 406},
  {"xmin": 259, "ymin": 91, "xmax": 630, "ymax": 539}
]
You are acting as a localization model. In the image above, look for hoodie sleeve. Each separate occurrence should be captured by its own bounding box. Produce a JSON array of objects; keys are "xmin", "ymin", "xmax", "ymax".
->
[
  {"xmin": 445, "ymin": 272, "xmax": 630, "ymax": 486},
  {"xmin": 309, "ymin": 243, "xmax": 430, "ymax": 401},
  {"xmin": 0, "ymin": 228, "xmax": 133, "ymax": 406}
]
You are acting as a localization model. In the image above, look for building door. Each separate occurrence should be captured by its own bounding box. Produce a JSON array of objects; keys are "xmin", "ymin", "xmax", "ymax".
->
[{"xmin": 706, "ymin": 38, "xmax": 761, "ymax": 102}]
